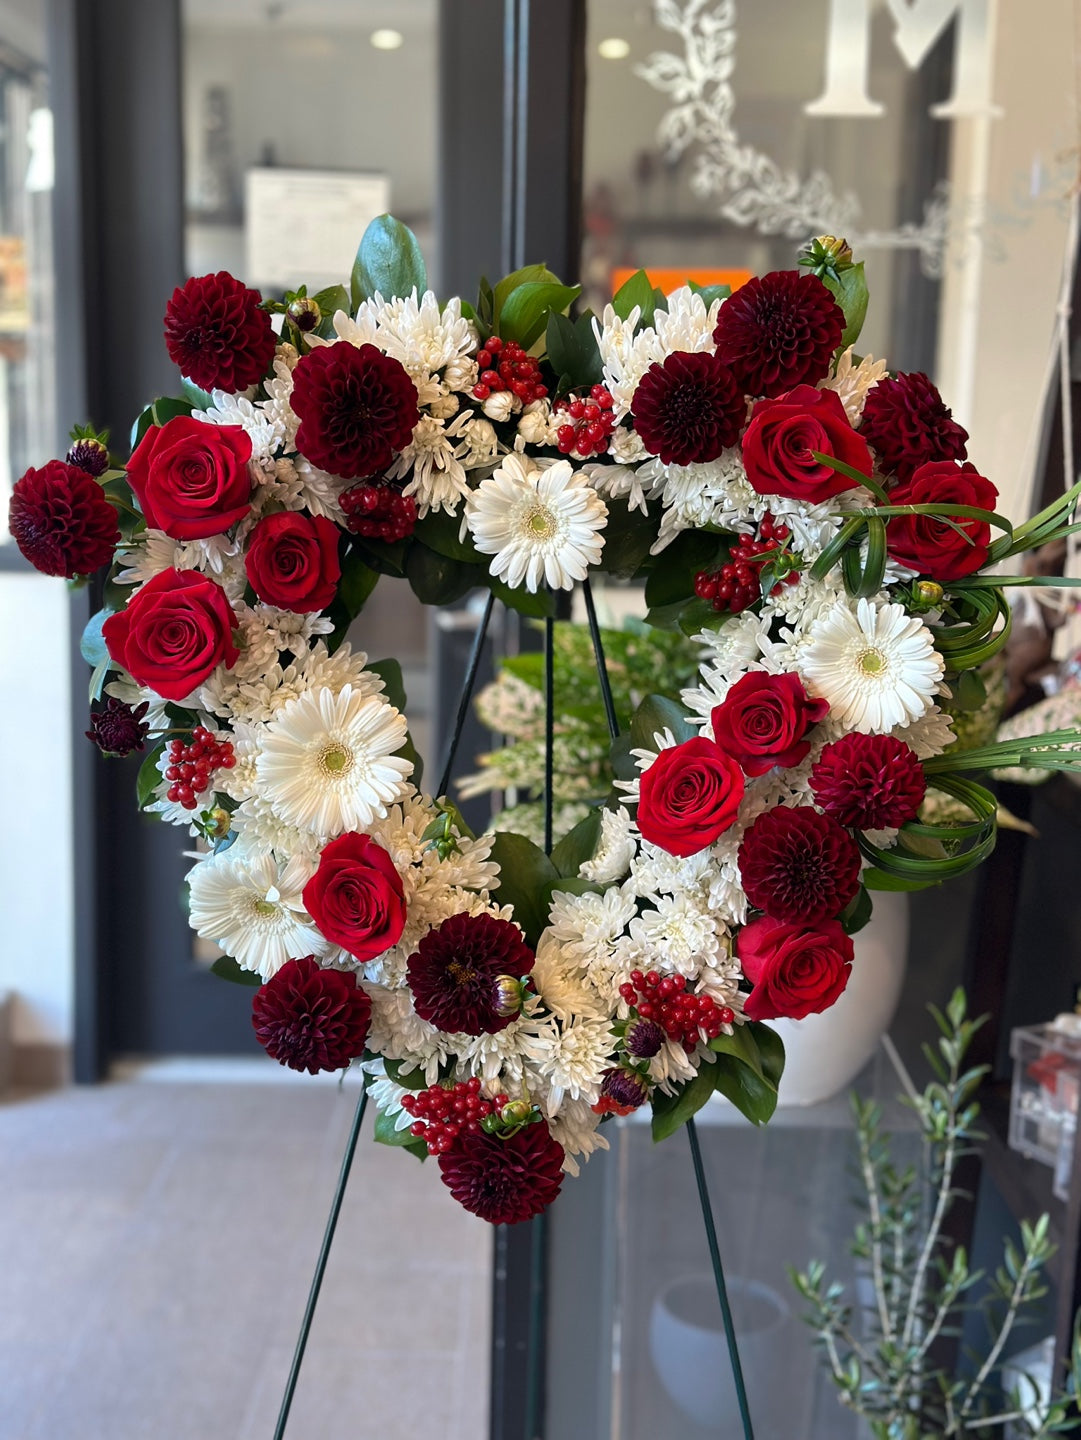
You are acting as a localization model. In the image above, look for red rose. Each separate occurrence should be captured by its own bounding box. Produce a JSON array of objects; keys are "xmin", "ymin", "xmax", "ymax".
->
[
  {"xmin": 102, "ymin": 567, "xmax": 239, "ymax": 701},
  {"xmin": 127, "ymin": 415, "xmax": 252, "ymax": 540},
  {"xmin": 244, "ymin": 511, "xmax": 342, "ymax": 613},
  {"xmin": 637, "ymin": 736, "xmax": 745, "ymax": 857},
  {"xmin": 737, "ymin": 914, "xmax": 854, "ymax": 1021},
  {"xmin": 711, "ymin": 672, "xmax": 828, "ymax": 777},
  {"xmin": 742, "ymin": 385, "xmax": 873, "ymax": 503},
  {"xmin": 885, "ymin": 461, "xmax": 998, "ymax": 581},
  {"xmin": 302, "ymin": 832, "xmax": 406, "ymax": 963}
]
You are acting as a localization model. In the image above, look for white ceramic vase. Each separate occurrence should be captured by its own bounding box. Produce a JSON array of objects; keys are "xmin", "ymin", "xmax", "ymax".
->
[{"xmin": 771, "ymin": 890, "xmax": 909, "ymax": 1107}]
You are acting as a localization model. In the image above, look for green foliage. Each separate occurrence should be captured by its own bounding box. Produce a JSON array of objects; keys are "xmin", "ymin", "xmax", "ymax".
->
[
  {"xmin": 545, "ymin": 310, "xmax": 604, "ymax": 391},
  {"xmin": 791, "ymin": 990, "xmax": 1081, "ymax": 1437},
  {"xmin": 499, "ymin": 281, "xmax": 580, "ymax": 349},
  {"xmin": 373, "ymin": 1103, "xmax": 428, "ymax": 1160},
  {"xmin": 611, "ymin": 269, "xmax": 656, "ymax": 327},
  {"xmin": 651, "ymin": 1023, "xmax": 784, "ymax": 1137},
  {"xmin": 351, "ymin": 214, "xmax": 427, "ymax": 307},
  {"xmin": 135, "ymin": 741, "xmax": 167, "ymax": 809},
  {"xmin": 821, "ymin": 260, "xmax": 869, "ymax": 351},
  {"xmin": 209, "ymin": 955, "xmax": 261, "ymax": 987},
  {"xmin": 488, "ymin": 831, "xmax": 560, "ymax": 946}
]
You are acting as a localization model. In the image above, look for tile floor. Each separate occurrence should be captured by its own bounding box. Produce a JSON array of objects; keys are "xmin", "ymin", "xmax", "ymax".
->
[{"xmin": 0, "ymin": 1074, "xmax": 490, "ymax": 1440}]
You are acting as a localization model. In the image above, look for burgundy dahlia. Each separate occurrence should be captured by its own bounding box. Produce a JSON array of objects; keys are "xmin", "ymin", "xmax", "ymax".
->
[
  {"xmin": 712, "ymin": 271, "xmax": 844, "ymax": 398},
  {"xmin": 85, "ymin": 697, "xmax": 150, "ymax": 757},
  {"xmin": 251, "ymin": 956, "xmax": 372, "ymax": 1074},
  {"xmin": 291, "ymin": 343, "xmax": 420, "ymax": 479},
  {"xmin": 8, "ymin": 460, "xmax": 119, "ymax": 577},
  {"xmin": 437, "ymin": 1121, "xmax": 565, "ymax": 1224},
  {"xmin": 66, "ymin": 437, "xmax": 110, "ymax": 477},
  {"xmin": 810, "ymin": 733, "xmax": 926, "ymax": 832},
  {"xmin": 407, "ymin": 912, "xmax": 535, "ymax": 1035},
  {"xmin": 739, "ymin": 805, "xmax": 861, "ymax": 922},
  {"xmin": 859, "ymin": 371, "xmax": 968, "ymax": 482},
  {"xmin": 163, "ymin": 271, "xmax": 276, "ymax": 392},
  {"xmin": 631, "ymin": 350, "xmax": 745, "ymax": 464},
  {"xmin": 624, "ymin": 1016, "xmax": 665, "ymax": 1060}
]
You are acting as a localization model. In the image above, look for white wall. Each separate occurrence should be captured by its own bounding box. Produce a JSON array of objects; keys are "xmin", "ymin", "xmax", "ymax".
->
[{"xmin": 0, "ymin": 572, "xmax": 73, "ymax": 1044}]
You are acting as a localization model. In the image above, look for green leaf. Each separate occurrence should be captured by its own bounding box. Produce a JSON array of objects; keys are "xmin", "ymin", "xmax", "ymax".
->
[
  {"xmin": 651, "ymin": 1065, "xmax": 719, "ymax": 1140},
  {"xmin": 677, "ymin": 597, "xmax": 729, "ymax": 636},
  {"xmin": 405, "ymin": 543, "xmax": 480, "ymax": 606},
  {"xmin": 488, "ymin": 831, "xmax": 560, "ymax": 946},
  {"xmin": 80, "ymin": 608, "xmax": 114, "ymax": 667},
  {"xmin": 492, "ymin": 263, "xmax": 560, "ymax": 330},
  {"xmin": 180, "ymin": 377, "xmax": 213, "ymax": 411},
  {"xmin": 747, "ymin": 1022, "xmax": 785, "ymax": 1089},
  {"xmin": 600, "ymin": 498, "xmax": 659, "ymax": 578},
  {"xmin": 498, "ymin": 282, "xmax": 581, "ymax": 349},
  {"xmin": 545, "ymin": 310, "xmax": 604, "ymax": 391},
  {"xmin": 414, "ymin": 507, "xmax": 484, "ymax": 564},
  {"xmin": 839, "ymin": 884, "xmax": 873, "ymax": 936},
  {"xmin": 611, "ymin": 269, "xmax": 655, "ymax": 327},
  {"xmin": 476, "ymin": 275, "xmax": 495, "ymax": 334},
  {"xmin": 711, "ymin": 1053, "xmax": 779, "ymax": 1125},
  {"xmin": 130, "ymin": 396, "xmax": 191, "ymax": 450},
  {"xmin": 822, "ymin": 260, "xmax": 869, "ymax": 351},
  {"xmin": 643, "ymin": 530, "xmax": 724, "ymax": 608},
  {"xmin": 629, "ymin": 693, "xmax": 695, "ymax": 750},
  {"xmin": 953, "ymin": 667, "xmax": 988, "ymax": 712},
  {"xmin": 688, "ymin": 279, "xmax": 732, "ymax": 309},
  {"xmin": 337, "ymin": 550, "xmax": 380, "ymax": 619},
  {"xmin": 311, "ymin": 283, "xmax": 350, "ymax": 320},
  {"xmin": 550, "ymin": 808, "xmax": 603, "ymax": 878},
  {"xmin": 351, "ymin": 214, "xmax": 428, "ymax": 308},
  {"xmin": 210, "ymin": 955, "xmax": 261, "ymax": 987},
  {"xmin": 609, "ymin": 733, "xmax": 638, "ymax": 783},
  {"xmin": 87, "ymin": 657, "xmax": 111, "ymax": 703},
  {"xmin": 382, "ymin": 1057, "xmax": 429, "ymax": 1089},
  {"xmin": 135, "ymin": 741, "xmax": 167, "ymax": 809},
  {"xmin": 488, "ymin": 576, "xmax": 556, "ymax": 617},
  {"xmin": 373, "ymin": 1105, "xmax": 428, "ymax": 1159},
  {"xmin": 367, "ymin": 657, "xmax": 407, "ymax": 712}
]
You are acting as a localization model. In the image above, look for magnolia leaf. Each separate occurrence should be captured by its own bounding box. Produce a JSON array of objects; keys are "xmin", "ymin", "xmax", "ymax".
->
[
  {"xmin": 337, "ymin": 551, "xmax": 380, "ymax": 619},
  {"xmin": 488, "ymin": 576, "xmax": 556, "ymax": 618},
  {"xmin": 352, "ymin": 214, "xmax": 427, "ymax": 307},
  {"xmin": 405, "ymin": 543, "xmax": 480, "ymax": 607},
  {"xmin": 710, "ymin": 1053, "xmax": 779, "ymax": 1125},
  {"xmin": 498, "ymin": 282, "xmax": 581, "ymax": 349},
  {"xmin": 629, "ymin": 693, "xmax": 695, "ymax": 750},
  {"xmin": 651, "ymin": 1065, "xmax": 718, "ymax": 1140},
  {"xmin": 367, "ymin": 657, "xmax": 408, "ymax": 713},
  {"xmin": 210, "ymin": 955, "xmax": 261, "ymax": 987},
  {"xmin": 492, "ymin": 263, "xmax": 560, "ymax": 330},
  {"xmin": 135, "ymin": 741, "xmax": 167, "ymax": 809},
  {"xmin": 611, "ymin": 269, "xmax": 655, "ymax": 327},
  {"xmin": 550, "ymin": 808, "xmax": 603, "ymax": 878},
  {"xmin": 373, "ymin": 1105, "xmax": 428, "ymax": 1159},
  {"xmin": 414, "ymin": 508, "xmax": 483, "ymax": 564},
  {"xmin": 839, "ymin": 885, "xmax": 873, "ymax": 936},
  {"xmin": 822, "ymin": 260, "xmax": 869, "ymax": 351},
  {"xmin": 80, "ymin": 608, "xmax": 113, "ymax": 667},
  {"xmin": 488, "ymin": 831, "xmax": 560, "ymax": 946}
]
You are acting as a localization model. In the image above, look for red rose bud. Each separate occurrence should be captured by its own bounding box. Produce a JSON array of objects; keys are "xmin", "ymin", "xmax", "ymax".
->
[
  {"xmin": 593, "ymin": 1067, "xmax": 649, "ymax": 1117},
  {"xmin": 710, "ymin": 671, "xmax": 828, "ymax": 777},
  {"xmin": 8, "ymin": 460, "xmax": 119, "ymax": 577},
  {"xmin": 631, "ymin": 350, "xmax": 745, "ymax": 465},
  {"xmin": 302, "ymin": 832, "xmax": 406, "ymax": 963},
  {"xmin": 713, "ymin": 270, "xmax": 844, "ymax": 398},
  {"xmin": 739, "ymin": 805, "xmax": 861, "ymax": 923},
  {"xmin": 407, "ymin": 913, "xmax": 535, "ymax": 1035},
  {"xmin": 437, "ymin": 1120, "xmax": 565, "ymax": 1224},
  {"xmin": 291, "ymin": 342, "xmax": 419, "ymax": 479},
  {"xmin": 810, "ymin": 733, "xmax": 926, "ymax": 832},
  {"xmin": 742, "ymin": 385, "xmax": 872, "ymax": 504},
  {"xmin": 636, "ymin": 736, "xmax": 745, "ymax": 858},
  {"xmin": 859, "ymin": 371, "xmax": 968, "ymax": 482},
  {"xmin": 164, "ymin": 271, "xmax": 276, "ymax": 393},
  {"xmin": 251, "ymin": 956, "xmax": 372, "ymax": 1074},
  {"xmin": 126, "ymin": 415, "xmax": 253, "ymax": 540},
  {"xmin": 884, "ymin": 461, "xmax": 998, "ymax": 582},
  {"xmin": 737, "ymin": 913, "xmax": 854, "ymax": 1021},
  {"xmin": 102, "ymin": 567, "xmax": 239, "ymax": 701},
  {"xmin": 244, "ymin": 510, "xmax": 341, "ymax": 613}
]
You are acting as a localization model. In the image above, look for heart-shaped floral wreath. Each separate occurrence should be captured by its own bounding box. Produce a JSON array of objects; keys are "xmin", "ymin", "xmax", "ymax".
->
[{"xmin": 14, "ymin": 220, "xmax": 1081, "ymax": 1225}]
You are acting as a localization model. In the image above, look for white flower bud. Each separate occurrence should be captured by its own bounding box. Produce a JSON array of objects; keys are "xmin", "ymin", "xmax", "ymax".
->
[
  {"xmin": 610, "ymin": 426, "xmax": 647, "ymax": 463},
  {"xmin": 428, "ymin": 390, "xmax": 460, "ymax": 420},
  {"xmin": 517, "ymin": 404, "xmax": 553, "ymax": 446},
  {"xmin": 482, "ymin": 389, "xmax": 515, "ymax": 423},
  {"xmin": 443, "ymin": 355, "xmax": 478, "ymax": 393}
]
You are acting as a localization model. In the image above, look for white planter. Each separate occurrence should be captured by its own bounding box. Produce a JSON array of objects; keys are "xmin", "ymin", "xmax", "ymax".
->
[
  {"xmin": 649, "ymin": 1273, "xmax": 789, "ymax": 1433},
  {"xmin": 772, "ymin": 890, "xmax": 909, "ymax": 1107}
]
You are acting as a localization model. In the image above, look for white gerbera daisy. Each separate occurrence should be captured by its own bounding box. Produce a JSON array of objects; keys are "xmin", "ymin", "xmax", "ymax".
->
[
  {"xmin": 187, "ymin": 848, "xmax": 324, "ymax": 979},
  {"xmin": 800, "ymin": 597, "xmax": 945, "ymax": 733},
  {"xmin": 465, "ymin": 454, "xmax": 607, "ymax": 592},
  {"xmin": 256, "ymin": 684, "xmax": 412, "ymax": 841}
]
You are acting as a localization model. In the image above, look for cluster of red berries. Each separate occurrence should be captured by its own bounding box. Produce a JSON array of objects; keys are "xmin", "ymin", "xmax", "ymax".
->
[
  {"xmin": 618, "ymin": 970, "xmax": 734, "ymax": 1053},
  {"xmin": 340, "ymin": 482, "xmax": 418, "ymax": 543},
  {"xmin": 553, "ymin": 385, "xmax": 616, "ymax": 457},
  {"xmin": 471, "ymin": 335, "xmax": 548, "ymax": 405},
  {"xmin": 401, "ymin": 1077, "xmax": 511, "ymax": 1156},
  {"xmin": 693, "ymin": 513, "xmax": 801, "ymax": 614},
  {"xmin": 164, "ymin": 727, "xmax": 236, "ymax": 809}
]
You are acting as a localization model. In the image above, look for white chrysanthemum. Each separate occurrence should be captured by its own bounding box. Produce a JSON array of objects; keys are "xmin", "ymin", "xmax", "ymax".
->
[
  {"xmin": 629, "ymin": 894, "xmax": 721, "ymax": 975},
  {"xmin": 465, "ymin": 454, "xmax": 607, "ymax": 592},
  {"xmin": 546, "ymin": 885, "xmax": 637, "ymax": 967},
  {"xmin": 520, "ymin": 1014, "xmax": 615, "ymax": 1114},
  {"xmin": 187, "ymin": 847, "xmax": 324, "ymax": 979},
  {"xmin": 547, "ymin": 1096, "xmax": 609, "ymax": 1177},
  {"xmin": 195, "ymin": 390, "xmax": 285, "ymax": 464},
  {"xmin": 821, "ymin": 346, "xmax": 889, "ymax": 425},
  {"xmin": 531, "ymin": 933, "xmax": 608, "ymax": 1022},
  {"xmin": 375, "ymin": 290, "xmax": 477, "ymax": 380},
  {"xmin": 115, "ymin": 528, "xmax": 247, "ymax": 599},
  {"xmin": 392, "ymin": 409, "xmax": 473, "ymax": 515},
  {"xmin": 801, "ymin": 597, "xmax": 945, "ymax": 733},
  {"xmin": 256, "ymin": 684, "xmax": 411, "ymax": 841},
  {"xmin": 229, "ymin": 795, "xmax": 322, "ymax": 862},
  {"xmin": 580, "ymin": 807, "xmax": 637, "ymax": 884},
  {"xmin": 580, "ymin": 458, "xmax": 651, "ymax": 513},
  {"xmin": 363, "ymin": 984, "xmax": 454, "ymax": 1085}
]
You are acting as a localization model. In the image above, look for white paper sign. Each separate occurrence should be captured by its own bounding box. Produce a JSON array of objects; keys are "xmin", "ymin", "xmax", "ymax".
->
[{"xmin": 245, "ymin": 167, "xmax": 391, "ymax": 292}]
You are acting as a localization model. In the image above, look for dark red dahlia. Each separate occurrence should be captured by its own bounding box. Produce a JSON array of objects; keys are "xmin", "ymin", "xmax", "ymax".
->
[
  {"xmin": 407, "ymin": 912, "xmax": 535, "ymax": 1035},
  {"xmin": 291, "ymin": 343, "xmax": 420, "ymax": 479},
  {"xmin": 859, "ymin": 371, "xmax": 968, "ymax": 482},
  {"xmin": 593, "ymin": 1067, "xmax": 649, "ymax": 1117},
  {"xmin": 631, "ymin": 350, "xmax": 745, "ymax": 464},
  {"xmin": 8, "ymin": 460, "xmax": 119, "ymax": 577},
  {"xmin": 251, "ymin": 956, "xmax": 372, "ymax": 1074},
  {"xmin": 66, "ymin": 437, "xmax": 109, "ymax": 477},
  {"xmin": 163, "ymin": 271, "xmax": 276, "ymax": 392},
  {"xmin": 437, "ymin": 1121, "xmax": 565, "ymax": 1224},
  {"xmin": 739, "ymin": 805, "xmax": 861, "ymax": 922},
  {"xmin": 810, "ymin": 733, "xmax": 926, "ymax": 832},
  {"xmin": 712, "ymin": 271, "xmax": 844, "ymax": 398},
  {"xmin": 85, "ymin": 697, "xmax": 150, "ymax": 757}
]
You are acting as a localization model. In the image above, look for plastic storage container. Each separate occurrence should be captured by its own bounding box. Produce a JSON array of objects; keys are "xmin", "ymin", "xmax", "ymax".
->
[{"xmin": 1009, "ymin": 1014, "xmax": 1081, "ymax": 1201}]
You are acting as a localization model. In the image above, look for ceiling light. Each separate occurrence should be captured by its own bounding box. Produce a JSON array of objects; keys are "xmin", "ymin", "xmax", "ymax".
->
[
  {"xmin": 370, "ymin": 29, "xmax": 404, "ymax": 50},
  {"xmin": 597, "ymin": 37, "xmax": 630, "ymax": 60}
]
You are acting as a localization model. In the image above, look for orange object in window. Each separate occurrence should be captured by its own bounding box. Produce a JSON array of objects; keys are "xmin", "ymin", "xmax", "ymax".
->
[{"xmin": 610, "ymin": 267, "xmax": 753, "ymax": 296}]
